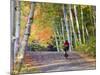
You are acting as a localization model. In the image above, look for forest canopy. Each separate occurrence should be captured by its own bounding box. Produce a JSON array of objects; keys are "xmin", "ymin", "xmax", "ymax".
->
[{"xmin": 13, "ymin": 1, "xmax": 96, "ymax": 55}]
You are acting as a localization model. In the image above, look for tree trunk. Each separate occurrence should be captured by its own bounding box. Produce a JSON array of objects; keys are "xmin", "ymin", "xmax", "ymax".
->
[
  {"xmin": 68, "ymin": 5, "xmax": 78, "ymax": 48},
  {"xmin": 69, "ymin": 19, "xmax": 73, "ymax": 50},
  {"xmin": 56, "ymin": 26, "xmax": 63, "ymax": 52},
  {"xmin": 61, "ymin": 18, "xmax": 65, "ymax": 43},
  {"xmin": 14, "ymin": 0, "xmax": 21, "ymax": 61},
  {"xmin": 61, "ymin": 18, "xmax": 66, "ymax": 51},
  {"xmin": 85, "ymin": 26, "xmax": 89, "ymax": 43},
  {"xmin": 74, "ymin": 5, "xmax": 82, "ymax": 45},
  {"xmin": 93, "ymin": 6, "xmax": 96, "ymax": 27},
  {"xmin": 10, "ymin": 0, "xmax": 16, "ymax": 73},
  {"xmin": 14, "ymin": 2, "xmax": 35, "ymax": 74},
  {"xmin": 54, "ymin": 31, "xmax": 60, "ymax": 52},
  {"xmin": 52, "ymin": 20, "xmax": 60, "ymax": 52},
  {"xmin": 93, "ymin": 7, "xmax": 96, "ymax": 36},
  {"xmin": 63, "ymin": 4, "xmax": 71, "ymax": 51},
  {"xmin": 81, "ymin": 6, "xmax": 85, "ymax": 44}
]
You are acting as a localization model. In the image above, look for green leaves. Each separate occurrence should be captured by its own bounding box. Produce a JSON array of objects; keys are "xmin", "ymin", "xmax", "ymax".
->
[
  {"xmin": 19, "ymin": 1, "xmax": 96, "ymax": 52},
  {"xmin": 75, "ymin": 36, "xmax": 96, "ymax": 57}
]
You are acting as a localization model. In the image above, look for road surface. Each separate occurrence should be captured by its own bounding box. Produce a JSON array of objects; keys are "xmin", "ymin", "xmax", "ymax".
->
[{"xmin": 23, "ymin": 51, "xmax": 96, "ymax": 73}]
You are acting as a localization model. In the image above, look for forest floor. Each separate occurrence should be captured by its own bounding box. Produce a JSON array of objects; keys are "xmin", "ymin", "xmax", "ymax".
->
[{"xmin": 20, "ymin": 51, "xmax": 96, "ymax": 74}]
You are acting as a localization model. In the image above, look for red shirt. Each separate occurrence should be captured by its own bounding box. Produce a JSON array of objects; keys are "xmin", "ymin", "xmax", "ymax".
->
[{"xmin": 64, "ymin": 41, "xmax": 69, "ymax": 46}]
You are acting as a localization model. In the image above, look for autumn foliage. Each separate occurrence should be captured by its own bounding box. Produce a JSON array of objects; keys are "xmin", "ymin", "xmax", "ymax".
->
[{"xmin": 29, "ymin": 24, "xmax": 53, "ymax": 46}]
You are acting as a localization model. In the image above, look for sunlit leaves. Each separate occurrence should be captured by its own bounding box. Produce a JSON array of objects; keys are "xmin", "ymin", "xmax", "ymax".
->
[
  {"xmin": 20, "ymin": 1, "xmax": 30, "ymax": 16},
  {"xmin": 20, "ymin": 1, "xmax": 96, "ymax": 52},
  {"xmin": 29, "ymin": 24, "xmax": 53, "ymax": 46}
]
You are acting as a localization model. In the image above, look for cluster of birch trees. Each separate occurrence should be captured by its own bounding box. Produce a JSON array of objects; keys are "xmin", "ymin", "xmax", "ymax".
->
[
  {"xmin": 11, "ymin": 0, "xmax": 96, "ymax": 74},
  {"xmin": 34, "ymin": 3, "xmax": 96, "ymax": 52},
  {"xmin": 11, "ymin": 0, "xmax": 35, "ymax": 74}
]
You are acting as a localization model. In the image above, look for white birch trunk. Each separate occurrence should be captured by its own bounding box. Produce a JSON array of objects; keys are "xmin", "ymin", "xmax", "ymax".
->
[
  {"xmin": 93, "ymin": 7, "xmax": 96, "ymax": 36},
  {"xmin": 10, "ymin": 0, "xmax": 16, "ymax": 73},
  {"xmin": 57, "ymin": 27, "xmax": 64, "ymax": 52},
  {"xmin": 63, "ymin": 4, "xmax": 71, "ymax": 51},
  {"xmin": 68, "ymin": 5, "xmax": 78, "ymax": 47},
  {"xmin": 68, "ymin": 5, "xmax": 73, "ymax": 49},
  {"xmin": 52, "ymin": 20, "xmax": 60, "ymax": 52},
  {"xmin": 54, "ymin": 31, "xmax": 60, "ymax": 52},
  {"xmin": 92, "ymin": 6, "xmax": 96, "ymax": 36},
  {"xmin": 14, "ymin": 2, "xmax": 34, "ymax": 74},
  {"xmin": 14, "ymin": 0, "xmax": 20, "ymax": 61},
  {"xmin": 81, "ymin": 6, "xmax": 85, "ymax": 44},
  {"xmin": 74, "ymin": 5, "xmax": 82, "ymax": 44},
  {"xmin": 61, "ymin": 18, "xmax": 65, "ymax": 43},
  {"xmin": 85, "ymin": 26, "xmax": 89, "ymax": 42}
]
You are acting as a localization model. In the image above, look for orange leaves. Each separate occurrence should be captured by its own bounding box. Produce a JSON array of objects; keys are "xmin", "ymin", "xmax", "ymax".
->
[
  {"xmin": 37, "ymin": 27, "xmax": 53, "ymax": 41},
  {"xmin": 23, "ymin": 6, "xmax": 30, "ymax": 16},
  {"xmin": 34, "ymin": 5, "xmax": 42, "ymax": 19},
  {"xmin": 31, "ymin": 24, "xmax": 37, "ymax": 31},
  {"xmin": 29, "ymin": 3, "xmax": 54, "ymax": 45},
  {"xmin": 23, "ymin": 16, "xmax": 28, "ymax": 21},
  {"xmin": 29, "ymin": 24, "xmax": 53, "ymax": 46}
]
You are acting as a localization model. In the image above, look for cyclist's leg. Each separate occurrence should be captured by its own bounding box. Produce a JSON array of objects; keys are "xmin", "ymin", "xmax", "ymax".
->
[{"xmin": 64, "ymin": 47, "xmax": 68, "ymax": 57}]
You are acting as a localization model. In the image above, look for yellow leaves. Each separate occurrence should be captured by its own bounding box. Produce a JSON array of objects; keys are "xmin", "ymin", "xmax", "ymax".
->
[
  {"xmin": 29, "ymin": 24, "xmax": 53, "ymax": 46},
  {"xmin": 81, "ymin": 5, "xmax": 88, "ymax": 9},
  {"xmin": 23, "ymin": 6, "xmax": 30, "ymax": 16},
  {"xmin": 34, "ymin": 4, "xmax": 43, "ymax": 19},
  {"xmin": 24, "ymin": 16, "xmax": 28, "ymax": 21},
  {"xmin": 36, "ymin": 27, "xmax": 53, "ymax": 42},
  {"xmin": 29, "ymin": 3, "xmax": 54, "ymax": 46}
]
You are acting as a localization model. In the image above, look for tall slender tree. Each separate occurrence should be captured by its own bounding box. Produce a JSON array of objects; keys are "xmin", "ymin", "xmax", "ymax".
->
[
  {"xmin": 56, "ymin": 25, "xmax": 63, "ymax": 51},
  {"xmin": 52, "ymin": 20, "xmax": 60, "ymax": 52},
  {"xmin": 14, "ymin": 0, "xmax": 21, "ymax": 61},
  {"xmin": 74, "ymin": 5, "xmax": 82, "ymax": 45},
  {"xmin": 54, "ymin": 31, "xmax": 60, "ymax": 52},
  {"xmin": 85, "ymin": 25, "xmax": 89, "ymax": 42},
  {"xmin": 68, "ymin": 16, "xmax": 73, "ymax": 50},
  {"xmin": 93, "ymin": 6, "xmax": 96, "ymax": 36},
  {"xmin": 10, "ymin": 0, "xmax": 16, "ymax": 73},
  {"xmin": 63, "ymin": 4, "xmax": 71, "ymax": 51},
  {"xmin": 61, "ymin": 18, "xmax": 65, "ymax": 43},
  {"xmin": 93, "ymin": 6, "xmax": 96, "ymax": 27},
  {"xmin": 81, "ymin": 6, "xmax": 85, "ymax": 44},
  {"xmin": 68, "ymin": 5, "xmax": 76, "ymax": 46},
  {"xmin": 14, "ymin": 2, "xmax": 35, "ymax": 74},
  {"xmin": 68, "ymin": 5, "xmax": 78, "ymax": 47}
]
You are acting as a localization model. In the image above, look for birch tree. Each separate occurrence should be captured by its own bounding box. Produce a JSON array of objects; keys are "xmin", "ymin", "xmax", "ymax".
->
[
  {"xmin": 90, "ymin": 6, "xmax": 96, "ymax": 36},
  {"xmin": 56, "ymin": 25, "xmax": 63, "ymax": 51},
  {"xmin": 10, "ymin": 0, "xmax": 16, "ymax": 73},
  {"xmin": 54, "ymin": 31, "xmax": 60, "ymax": 52},
  {"xmin": 14, "ymin": 0, "xmax": 21, "ymax": 61},
  {"xmin": 61, "ymin": 18, "xmax": 65, "ymax": 43},
  {"xmin": 63, "ymin": 4, "xmax": 71, "ymax": 51},
  {"xmin": 68, "ymin": 5, "xmax": 78, "ymax": 48},
  {"xmin": 81, "ymin": 6, "xmax": 85, "ymax": 44},
  {"xmin": 52, "ymin": 20, "xmax": 60, "ymax": 52},
  {"xmin": 74, "ymin": 5, "xmax": 82, "ymax": 45},
  {"xmin": 93, "ymin": 6, "xmax": 96, "ymax": 27},
  {"xmin": 14, "ymin": 2, "xmax": 35, "ymax": 74},
  {"xmin": 85, "ymin": 25, "xmax": 89, "ymax": 43},
  {"xmin": 68, "ymin": 17, "xmax": 73, "ymax": 50}
]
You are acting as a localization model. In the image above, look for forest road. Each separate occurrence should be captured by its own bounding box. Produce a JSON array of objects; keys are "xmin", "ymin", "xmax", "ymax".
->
[{"xmin": 24, "ymin": 51, "xmax": 96, "ymax": 73}]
